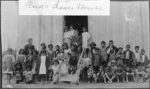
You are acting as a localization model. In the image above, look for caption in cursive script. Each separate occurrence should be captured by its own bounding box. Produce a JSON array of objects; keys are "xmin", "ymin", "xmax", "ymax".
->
[{"xmin": 19, "ymin": 0, "xmax": 110, "ymax": 15}]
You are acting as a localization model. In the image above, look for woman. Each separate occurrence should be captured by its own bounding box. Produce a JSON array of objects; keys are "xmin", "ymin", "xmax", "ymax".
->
[
  {"xmin": 82, "ymin": 27, "xmax": 90, "ymax": 52},
  {"xmin": 58, "ymin": 51, "xmax": 84, "ymax": 85}
]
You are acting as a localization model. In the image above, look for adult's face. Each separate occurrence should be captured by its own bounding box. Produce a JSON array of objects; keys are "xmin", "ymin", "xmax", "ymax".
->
[{"xmin": 28, "ymin": 39, "xmax": 33, "ymax": 45}]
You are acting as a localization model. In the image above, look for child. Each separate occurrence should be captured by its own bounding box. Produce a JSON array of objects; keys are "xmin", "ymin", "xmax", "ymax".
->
[
  {"xmin": 24, "ymin": 38, "xmax": 35, "ymax": 55},
  {"xmin": 39, "ymin": 43, "xmax": 47, "ymax": 55},
  {"xmin": 123, "ymin": 45, "xmax": 134, "ymax": 68},
  {"xmin": 47, "ymin": 44, "xmax": 54, "ymax": 80},
  {"xmin": 106, "ymin": 40, "xmax": 117, "ymax": 62},
  {"xmin": 87, "ymin": 66, "xmax": 95, "ymax": 83},
  {"xmin": 92, "ymin": 48, "xmax": 101, "ymax": 74},
  {"xmin": 97, "ymin": 66, "xmax": 106, "ymax": 83},
  {"xmin": 71, "ymin": 30, "xmax": 82, "ymax": 47},
  {"xmin": 140, "ymin": 49, "xmax": 149, "ymax": 67},
  {"xmin": 105, "ymin": 61, "xmax": 117, "ymax": 83},
  {"xmin": 124, "ymin": 66, "xmax": 136, "ymax": 82},
  {"xmin": 24, "ymin": 66, "xmax": 33, "ymax": 84},
  {"xmin": 143, "ymin": 64, "xmax": 150, "ymax": 81},
  {"xmin": 17, "ymin": 49, "xmax": 26, "ymax": 70},
  {"xmin": 82, "ymin": 27, "xmax": 90, "ymax": 52},
  {"xmin": 39, "ymin": 50, "xmax": 49, "ymax": 83},
  {"xmin": 3, "ymin": 48, "xmax": 15, "ymax": 73},
  {"xmin": 54, "ymin": 45, "xmax": 60, "ymax": 58},
  {"xmin": 116, "ymin": 47, "xmax": 124, "ymax": 66},
  {"xmin": 134, "ymin": 46, "xmax": 141, "ymax": 66},
  {"xmin": 49, "ymin": 60, "xmax": 60, "ymax": 84},
  {"xmin": 135, "ymin": 64, "xmax": 146, "ymax": 82},
  {"xmin": 82, "ymin": 52, "xmax": 91, "ymax": 79},
  {"xmin": 14, "ymin": 62, "xmax": 24, "ymax": 84},
  {"xmin": 31, "ymin": 50, "xmax": 39, "ymax": 83},
  {"xmin": 116, "ymin": 64, "xmax": 126, "ymax": 82},
  {"xmin": 100, "ymin": 41, "xmax": 108, "ymax": 67}
]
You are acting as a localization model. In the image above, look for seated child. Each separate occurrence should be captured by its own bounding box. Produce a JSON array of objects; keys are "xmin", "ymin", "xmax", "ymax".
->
[
  {"xmin": 116, "ymin": 64, "xmax": 126, "ymax": 82},
  {"xmin": 87, "ymin": 66, "xmax": 95, "ymax": 83},
  {"xmin": 14, "ymin": 62, "xmax": 24, "ymax": 84},
  {"xmin": 17, "ymin": 49, "xmax": 26, "ymax": 71},
  {"xmin": 143, "ymin": 64, "xmax": 150, "ymax": 81},
  {"xmin": 23, "ymin": 66, "xmax": 33, "ymax": 84},
  {"xmin": 82, "ymin": 52, "xmax": 91, "ymax": 79},
  {"xmin": 97, "ymin": 66, "xmax": 106, "ymax": 83},
  {"xmin": 49, "ymin": 60, "xmax": 60, "ymax": 84},
  {"xmin": 116, "ymin": 47, "xmax": 124, "ymax": 66},
  {"xmin": 135, "ymin": 64, "xmax": 146, "ymax": 82},
  {"xmin": 124, "ymin": 66, "xmax": 136, "ymax": 82},
  {"xmin": 105, "ymin": 61, "xmax": 117, "ymax": 83}
]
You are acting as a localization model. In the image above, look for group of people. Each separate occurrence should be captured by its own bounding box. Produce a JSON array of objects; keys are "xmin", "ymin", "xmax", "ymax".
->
[{"xmin": 2, "ymin": 26, "xmax": 150, "ymax": 86}]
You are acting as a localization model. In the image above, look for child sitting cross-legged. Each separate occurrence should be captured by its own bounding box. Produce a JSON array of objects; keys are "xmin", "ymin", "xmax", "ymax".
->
[
  {"xmin": 116, "ymin": 64, "xmax": 126, "ymax": 83},
  {"xmin": 87, "ymin": 66, "xmax": 95, "ymax": 83},
  {"xmin": 97, "ymin": 66, "xmax": 106, "ymax": 83},
  {"xmin": 14, "ymin": 62, "xmax": 24, "ymax": 84},
  {"xmin": 124, "ymin": 65, "xmax": 136, "ymax": 82},
  {"xmin": 23, "ymin": 66, "xmax": 33, "ymax": 84},
  {"xmin": 104, "ymin": 60, "xmax": 117, "ymax": 83},
  {"xmin": 135, "ymin": 64, "xmax": 146, "ymax": 82}
]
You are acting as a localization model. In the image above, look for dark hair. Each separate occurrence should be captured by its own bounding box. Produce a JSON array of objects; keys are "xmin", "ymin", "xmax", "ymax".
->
[
  {"xmin": 53, "ymin": 60, "xmax": 59, "ymax": 64},
  {"xmin": 41, "ymin": 43, "xmax": 46, "ymax": 49},
  {"xmin": 19, "ymin": 49, "xmax": 24, "ymax": 54},
  {"xmin": 135, "ymin": 46, "xmax": 140, "ymax": 49},
  {"xmin": 118, "ymin": 47, "xmax": 123, "ymax": 50},
  {"xmin": 95, "ymin": 47, "xmax": 99, "ymax": 51},
  {"xmin": 55, "ymin": 45, "xmax": 60, "ymax": 48},
  {"xmin": 26, "ymin": 66, "xmax": 32, "ymax": 70},
  {"xmin": 62, "ymin": 43, "xmax": 69, "ymax": 49},
  {"xmin": 141, "ymin": 49, "xmax": 145, "ymax": 52},
  {"xmin": 90, "ymin": 42, "xmax": 96, "ymax": 47},
  {"xmin": 40, "ymin": 50, "xmax": 46, "ymax": 54},
  {"xmin": 126, "ymin": 44, "xmax": 130, "ymax": 48},
  {"xmin": 32, "ymin": 50, "xmax": 38, "ymax": 55},
  {"xmin": 48, "ymin": 44, "xmax": 53, "ymax": 48},
  {"xmin": 101, "ymin": 41, "xmax": 106, "ymax": 44},
  {"xmin": 109, "ymin": 40, "xmax": 113, "ymax": 43}
]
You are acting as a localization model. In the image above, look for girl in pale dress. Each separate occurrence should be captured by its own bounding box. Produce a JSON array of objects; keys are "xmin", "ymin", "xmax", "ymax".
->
[
  {"xmin": 49, "ymin": 60, "xmax": 60, "ymax": 84},
  {"xmin": 2, "ymin": 48, "xmax": 15, "ymax": 85},
  {"xmin": 82, "ymin": 27, "xmax": 90, "ymax": 52},
  {"xmin": 39, "ymin": 50, "xmax": 48, "ymax": 83}
]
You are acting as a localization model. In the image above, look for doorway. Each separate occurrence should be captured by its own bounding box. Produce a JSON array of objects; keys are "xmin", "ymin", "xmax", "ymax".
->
[{"xmin": 64, "ymin": 16, "xmax": 88, "ymax": 35}]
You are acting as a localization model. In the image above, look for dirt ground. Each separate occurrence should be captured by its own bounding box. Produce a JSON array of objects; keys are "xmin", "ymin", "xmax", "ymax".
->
[{"xmin": 2, "ymin": 76, "xmax": 150, "ymax": 88}]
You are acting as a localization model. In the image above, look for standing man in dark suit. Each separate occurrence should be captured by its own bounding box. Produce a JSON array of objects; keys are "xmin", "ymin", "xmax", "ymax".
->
[{"xmin": 24, "ymin": 38, "xmax": 35, "ymax": 56}]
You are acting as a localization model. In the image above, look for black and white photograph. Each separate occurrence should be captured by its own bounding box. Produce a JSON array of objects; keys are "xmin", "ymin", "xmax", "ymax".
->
[{"xmin": 1, "ymin": 0, "xmax": 150, "ymax": 88}]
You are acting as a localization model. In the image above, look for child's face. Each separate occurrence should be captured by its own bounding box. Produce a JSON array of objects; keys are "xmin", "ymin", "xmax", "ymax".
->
[
  {"xmin": 83, "ymin": 28, "xmax": 86, "ymax": 32},
  {"xmin": 48, "ymin": 46, "xmax": 53, "ymax": 50},
  {"xmin": 33, "ymin": 52, "xmax": 36, "ymax": 56},
  {"xmin": 95, "ymin": 50, "xmax": 99, "ymax": 53},
  {"xmin": 126, "ymin": 46, "xmax": 130, "ymax": 50},
  {"xmin": 141, "ymin": 50, "xmax": 145, "ymax": 55},
  {"xmin": 99, "ymin": 67, "xmax": 103, "ymax": 71},
  {"xmin": 109, "ymin": 42, "xmax": 113, "ymax": 46},
  {"xmin": 20, "ymin": 50, "xmax": 24, "ymax": 54},
  {"xmin": 74, "ymin": 31, "xmax": 78, "ymax": 35},
  {"xmin": 101, "ymin": 43, "xmax": 105, "ymax": 47},
  {"xmin": 17, "ymin": 64, "xmax": 20, "ymax": 68},
  {"xmin": 27, "ymin": 68, "xmax": 30, "ymax": 71},
  {"xmin": 55, "ymin": 46, "xmax": 59, "ymax": 50},
  {"xmin": 135, "ymin": 48, "xmax": 139, "ymax": 52},
  {"xmin": 83, "ymin": 53, "xmax": 87, "ymax": 58},
  {"xmin": 54, "ymin": 62, "xmax": 58, "ymax": 66}
]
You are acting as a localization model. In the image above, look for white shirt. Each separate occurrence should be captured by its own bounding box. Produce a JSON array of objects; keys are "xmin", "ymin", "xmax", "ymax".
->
[
  {"xmin": 141, "ymin": 55, "xmax": 145, "ymax": 63},
  {"xmin": 134, "ymin": 52, "xmax": 140, "ymax": 62},
  {"xmin": 82, "ymin": 57, "xmax": 91, "ymax": 67}
]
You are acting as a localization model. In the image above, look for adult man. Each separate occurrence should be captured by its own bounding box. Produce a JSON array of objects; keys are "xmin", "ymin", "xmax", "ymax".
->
[{"xmin": 24, "ymin": 38, "xmax": 35, "ymax": 55}]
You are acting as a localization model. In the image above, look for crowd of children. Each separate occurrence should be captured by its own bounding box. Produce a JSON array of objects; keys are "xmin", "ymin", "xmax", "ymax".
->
[{"xmin": 2, "ymin": 26, "xmax": 150, "ymax": 85}]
